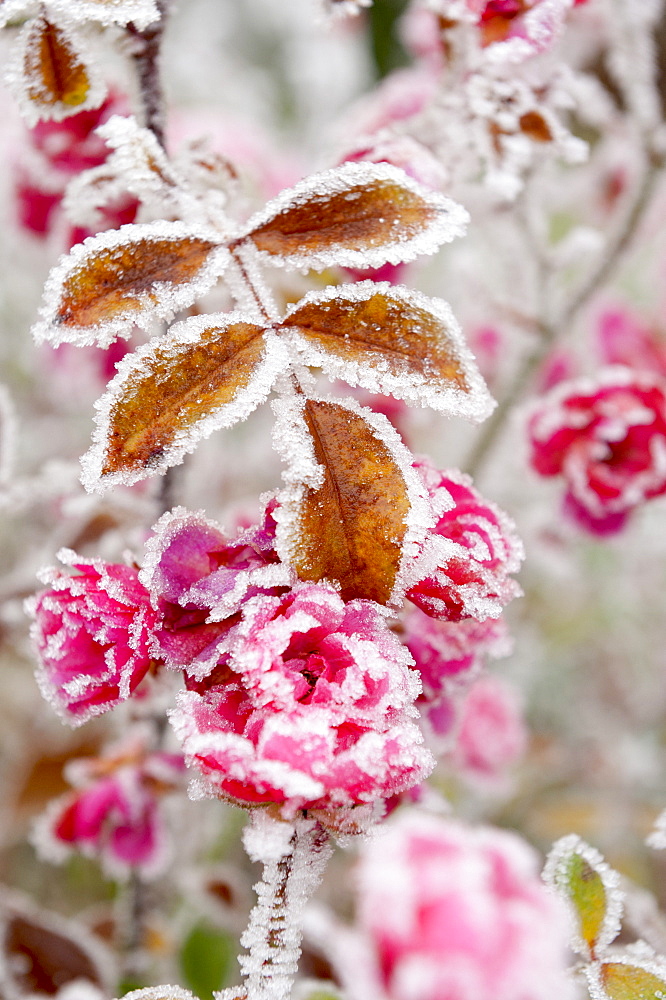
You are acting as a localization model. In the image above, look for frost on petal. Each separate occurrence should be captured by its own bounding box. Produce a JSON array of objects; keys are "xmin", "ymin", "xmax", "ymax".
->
[
  {"xmin": 543, "ymin": 834, "xmax": 624, "ymax": 960},
  {"xmin": 239, "ymin": 162, "xmax": 468, "ymax": 272},
  {"xmin": 281, "ymin": 282, "xmax": 494, "ymax": 421},
  {"xmin": 81, "ymin": 314, "xmax": 289, "ymax": 491},
  {"xmin": 587, "ymin": 955, "xmax": 666, "ymax": 1000},
  {"xmin": 271, "ymin": 395, "xmax": 433, "ymax": 608},
  {"xmin": 32, "ymin": 222, "xmax": 229, "ymax": 348},
  {"xmin": 7, "ymin": 14, "xmax": 105, "ymax": 128}
]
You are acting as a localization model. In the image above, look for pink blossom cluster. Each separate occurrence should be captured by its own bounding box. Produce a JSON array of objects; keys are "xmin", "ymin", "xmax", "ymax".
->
[
  {"xmin": 353, "ymin": 811, "xmax": 574, "ymax": 1000},
  {"xmin": 30, "ymin": 462, "xmax": 524, "ymax": 825}
]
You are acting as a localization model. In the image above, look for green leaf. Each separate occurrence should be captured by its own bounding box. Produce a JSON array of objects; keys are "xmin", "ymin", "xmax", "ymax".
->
[
  {"xmin": 543, "ymin": 835, "xmax": 623, "ymax": 958},
  {"xmin": 596, "ymin": 960, "xmax": 666, "ymax": 1000},
  {"xmin": 180, "ymin": 923, "xmax": 236, "ymax": 999}
]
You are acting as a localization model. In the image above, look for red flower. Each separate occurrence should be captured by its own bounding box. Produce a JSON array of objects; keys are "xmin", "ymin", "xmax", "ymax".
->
[
  {"xmin": 528, "ymin": 368, "xmax": 666, "ymax": 534},
  {"xmin": 29, "ymin": 551, "xmax": 157, "ymax": 725},
  {"xmin": 169, "ymin": 583, "xmax": 432, "ymax": 820},
  {"xmin": 407, "ymin": 461, "xmax": 523, "ymax": 621}
]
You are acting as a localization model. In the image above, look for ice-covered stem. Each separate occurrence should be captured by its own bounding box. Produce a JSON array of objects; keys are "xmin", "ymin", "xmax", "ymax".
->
[
  {"xmin": 465, "ymin": 150, "xmax": 665, "ymax": 480},
  {"xmin": 234, "ymin": 812, "xmax": 332, "ymax": 1000},
  {"xmin": 128, "ymin": 0, "xmax": 170, "ymax": 149}
]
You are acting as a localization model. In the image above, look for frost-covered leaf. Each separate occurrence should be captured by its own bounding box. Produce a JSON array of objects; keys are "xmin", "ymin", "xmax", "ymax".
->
[
  {"xmin": 240, "ymin": 162, "xmax": 468, "ymax": 272},
  {"xmin": 0, "ymin": 894, "xmax": 114, "ymax": 997},
  {"xmin": 281, "ymin": 282, "xmax": 494, "ymax": 421},
  {"xmin": 543, "ymin": 834, "xmax": 623, "ymax": 959},
  {"xmin": 8, "ymin": 13, "xmax": 105, "ymax": 126},
  {"xmin": 272, "ymin": 394, "xmax": 432, "ymax": 607},
  {"xmin": 32, "ymin": 222, "xmax": 229, "ymax": 347},
  {"xmin": 82, "ymin": 314, "xmax": 290, "ymax": 490},
  {"xmin": 586, "ymin": 956, "xmax": 666, "ymax": 1000}
]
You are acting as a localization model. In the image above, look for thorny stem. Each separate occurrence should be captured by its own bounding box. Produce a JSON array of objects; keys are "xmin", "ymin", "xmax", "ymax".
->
[{"xmin": 465, "ymin": 151, "xmax": 665, "ymax": 480}]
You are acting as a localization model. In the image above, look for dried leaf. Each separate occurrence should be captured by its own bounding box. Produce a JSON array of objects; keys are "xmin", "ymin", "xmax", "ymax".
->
[
  {"xmin": 590, "ymin": 958, "xmax": 666, "ymax": 1000},
  {"xmin": 83, "ymin": 315, "xmax": 289, "ymax": 490},
  {"xmin": 543, "ymin": 835, "xmax": 623, "ymax": 959},
  {"xmin": 272, "ymin": 395, "xmax": 432, "ymax": 606},
  {"xmin": 240, "ymin": 162, "xmax": 468, "ymax": 272},
  {"xmin": 281, "ymin": 282, "xmax": 493, "ymax": 420},
  {"xmin": 1, "ymin": 896, "xmax": 113, "ymax": 997},
  {"xmin": 33, "ymin": 222, "xmax": 229, "ymax": 347}
]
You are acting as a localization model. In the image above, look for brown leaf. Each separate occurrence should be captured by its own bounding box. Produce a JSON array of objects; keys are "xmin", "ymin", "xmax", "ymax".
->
[
  {"xmin": 1, "ymin": 899, "xmax": 111, "ymax": 997},
  {"xmin": 278, "ymin": 398, "xmax": 413, "ymax": 605},
  {"xmin": 240, "ymin": 162, "xmax": 467, "ymax": 271},
  {"xmin": 34, "ymin": 224, "xmax": 228, "ymax": 347},
  {"xmin": 23, "ymin": 16, "xmax": 90, "ymax": 113},
  {"xmin": 281, "ymin": 283, "xmax": 491, "ymax": 418},
  {"xmin": 86, "ymin": 315, "xmax": 287, "ymax": 488}
]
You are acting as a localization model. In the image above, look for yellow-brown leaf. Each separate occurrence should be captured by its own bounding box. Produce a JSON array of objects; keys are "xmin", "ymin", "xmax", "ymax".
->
[
  {"xmin": 98, "ymin": 319, "xmax": 268, "ymax": 481},
  {"xmin": 35, "ymin": 226, "xmax": 227, "ymax": 346},
  {"xmin": 287, "ymin": 399, "xmax": 411, "ymax": 605},
  {"xmin": 282, "ymin": 284, "xmax": 469, "ymax": 394},
  {"xmin": 240, "ymin": 164, "xmax": 467, "ymax": 271},
  {"xmin": 24, "ymin": 16, "xmax": 90, "ymax": 110}
]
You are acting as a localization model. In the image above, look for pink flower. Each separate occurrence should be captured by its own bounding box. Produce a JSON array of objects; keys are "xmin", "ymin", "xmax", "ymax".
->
[
  {"xmin": 528, "ymin": 367, "xmax": 666, "ymax": 535},
  {"xmin": 596, "ymin": 307, "xmax": 666, "ymax": 378},
  {"xmin": 142, "ymin": 505, "xmax": 292, "ymax": 678},
  {"xmin": 355, "ymin": 811, "xmax": 574, "ymax": 1000},
  {"xmin": 402, "ymin": 607, "xmax": 511, "ymax": 742},
  {"xmin": 471, "ymin": 0, "xmax": 576, "ymax": 53},
  {"xmin": 452, "ymin": 673, "xmax": 527, "ymax": 783},
  {"xmin": 169, "ymin": 583, "xmax": 433, "ymax": 820},
  {"xmin": 33, "ymin": 737, "xmax": 185, "ymax": 879},
  {"xmin": 407, "ymin": 462, "xmax": 524, "ymax": 622},
  {"xmin": 29, "ymin": 551, "xmax": 157, "ymax": 725}
]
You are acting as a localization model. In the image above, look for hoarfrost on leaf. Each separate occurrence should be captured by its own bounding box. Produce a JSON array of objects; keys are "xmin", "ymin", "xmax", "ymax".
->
[
  {"xmin": 543, "ymin": 833, "xmax": 624, "ymax": 959},
  {"xmin": 271, "ymin": 393, "xmax": 434, "ymax": 608},
  {"xmin": 81, "ymin": 313, "xmax": 290, "ymax": 492},
  {"xmin": 32, "ymin": 221, "xmax": 229, "ymax": 347},
  {"xmin": 6, "ymin": 12, "xmax": 106, "ymax": 127},
  {"xmin": 281, "ymin": 281, "xmax": 494, "ymax": 421},
  {"xmin": 240, "ymin": 162, "xmax": 468, "ymax": 272}
]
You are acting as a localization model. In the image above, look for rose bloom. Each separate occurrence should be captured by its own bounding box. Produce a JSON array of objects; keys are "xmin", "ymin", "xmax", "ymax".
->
[
  {"xmin": 528, "ymin": 367, "xmax": 666, "ymax": 535},
  {"xmin": 407, "ymin": 461, "xmax": 523, "ymax": 622},
  {"xmin": 354, "ymin": 811, "xmax": 574, "ymax": 1000},
  {"xmin": 452, "ymin": 673, "xmax": 527, "ymax": 784},
  {"xmin": 29, "ymin": 551, "xmax": 157, "ymax": 725},
  {"xmin": 402, "ymin": 606, "xmax": 511, "ymax": 743},
  {"xmin": 169, "ymin": 582, "xmax": 433, "ymax": 821},
  {"xmin": 33, "ymin": 738, "xmax": 185, "ymax": 879},
  {"xmin": 142, "ymin": 504, "xmax": 292, "ymax": 678}
]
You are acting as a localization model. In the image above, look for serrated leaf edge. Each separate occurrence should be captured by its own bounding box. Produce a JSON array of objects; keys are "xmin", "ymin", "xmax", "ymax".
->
[{"xmin": 81, "ymin": 314, "xmax": 290, "ymax": 493}]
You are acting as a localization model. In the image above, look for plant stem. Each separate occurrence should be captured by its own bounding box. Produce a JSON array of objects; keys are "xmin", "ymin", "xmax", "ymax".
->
[
  {"xmin": 236, "ymin": 812, "xmax": 332, "ymax": 1000},
  {"xmin": 129, "ymin": 0, "xmax": 170, "ymax": 149},
  {"xmin": 465, "ymin": 151, "xmax": 665, "ymax": 480}
]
